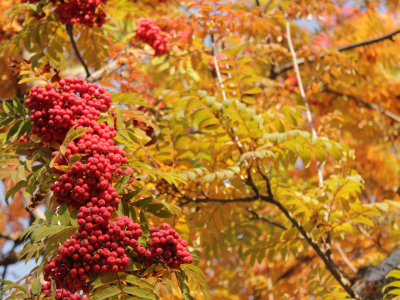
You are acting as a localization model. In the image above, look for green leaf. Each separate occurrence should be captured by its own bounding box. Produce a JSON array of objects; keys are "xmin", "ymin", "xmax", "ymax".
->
[
  {"xmin": 58, "ymin": 202, "xmax": 70, "ymax": 226},
  {"xmin": 6, "ymin": 120, "xmax": 23, "ymax": 140},
  {"xmin": 176, "ymin": 269, "xmax": 194, "ymax": 300},
  {"xmin": 302, "ymin": 147, "xmax": 311, "ymax": 168},
  {"xmin": 132, "ymin": 197, "xmax": 153, "ymax": 208},
  {"xmin": 45, "ymin": 209, "xmax": 58, "ymax": 225},
  {"xmin": 3, "ymin": 101, "xmax": 15, "ymax": 117},
  {"xmin": 123, "ymin": 188, "xmax": 143, "ymax": 200},
  {"xmin": 139, "ymin": 210, "xmax": 147, "ymax": 224},
  {"xmin": 68, "ymin": 154, "xmax": 81, "ymax": 166},
  {"xmin": 13, "ymin": 96, "xmax": 25, "ymax": 117},
  {"xmin": 5, "ymin": 293, "xmax": 32, "ymax": 300},
  {"xmin": 114, "ymin": 174, "xmax": 131, "ymax": 194},
  {"xmin": 115, "ymin": 105, "xmax": 123, "ymax": 130},
  {"xmin": 5, "ymin": 180, "xmax": 27, "ymax": 205},
  {"xmin": 31, "ymin": 278, "xmax": 41, "ymax": 295},
  {"xmin": 242, "ymin": 86, "xmax": 262, "ymax": 94},
  {"xmin": 70, "ymin": 210, "xmax": 79, "ymax": 227},
  {"xmin": 38, "ymin": 147, "xmax": 53, "ymax": 162},
  {"xmin": 146, "ymin": 203, "xmax": 164, "ymax": 212},
  {"xmin": 151, "ymin": 210, "xmax": 174, "ymax": 218},
  {"xmin": 92, "ymin": 286, "xmax": 121, "ymax": 300},
  {"xmin": 91, "ymin": 273, "xmax": 118, "ymax": 290},
  {"xmin": 123, "ymin": 287, "xmax": 159, "ymax": 300},
  {"xmin": 50, "ymin": 151, "xmax": 62, "ymax": 168},
  {"xmin": 119, "ymin": 274, "xmax": 154, "ymax": 290}
]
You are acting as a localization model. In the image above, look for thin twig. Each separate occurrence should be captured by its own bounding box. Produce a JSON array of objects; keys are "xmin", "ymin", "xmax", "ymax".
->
[
  {"xmin": 285, "ymin": 18, "xmax": 324, "ymax": 189},
  {"xmin": 139, "ymin": 143, "xmax": 159, "ymax": 170},
  {"xmin": 66, "ymin": 23, "xmax": 91, "ymax": 78},
  {"xmin": 247, "ymin": 208, "xmax": 287, "ymax": 230},
  {"xmin": 210, "ymin": 34, "xmax": 227, "ymax": 101},
  {"xmin": 271, "ymin": 27, "xmax": 400, "ymax": 78},
  {"xmin": 357, "ymin": 225, "xmax": 389, "ymax": 254},
  {"xmin": 326, "ymin": 89, "xmax": 400, "ymax": 124},
  {"xmin": 333, "ymin": 241, "xmax": 357, "ymax": 274}
]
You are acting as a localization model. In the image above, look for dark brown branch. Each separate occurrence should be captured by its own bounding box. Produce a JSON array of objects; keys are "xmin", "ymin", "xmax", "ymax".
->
[
  {"xmin": 66, "ymin": 23, "xmax": 90, "ymax": 78},
  {"xmin": 247, "ymin": 208, "xmax": 287, "ymax": 230},
  {"xmin": 179, "ymin": 194, "xmax": 262, "ymax": 204},
  {"xmin": 275, "ymin": 255, "xmax": 314, "ymax": 283},
  {"xmin": 326, "ymin": 89, "xmax": 400, "ymax": 124},
  {"xmin": 179, "ymin": 187, "xmax": 362, "ymax": 299},
  {"xmin": 0, "ymin": 252, "xmax": 18, "ymax": 266},
  {"xmin": 271, "ymin": 27, "xmax": 400, "ymax": 78}
]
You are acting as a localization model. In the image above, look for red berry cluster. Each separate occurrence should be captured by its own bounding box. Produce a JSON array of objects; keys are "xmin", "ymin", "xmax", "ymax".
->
[
  {"xmin": 44, "ymin": 212, "xmax": 146, "ymax": 292},
  {"xmin": 21, "ymin": 0, "xmax": 106, "ymax": 26},
  {"xmin": 49, "ymin": 127, "xmax": 134, "ymax": 210},
  {"xmin": 24, "ymin": 76, "xmax": 192, "ymax": 295},
  {"xmin": 134, "ymin": 18, "xmax": 170, "ymax": 56},
  {"xmin": 25, "ymin": 77, "xmax": 110, "ymax": 143},
  {"xmin": 55, "ymin": 0, "xmax": 107, "ymax": 28},
  {"xmin": 41, "ymin": 282, "xmax": 88, "ymax": 300},
  {"xmin": 21, "ymin": 0, "xmax": 46, "ymax": 19},
  {"xmin": 146, "ymin": 223, "xmax": 193, "ymax": 269}
]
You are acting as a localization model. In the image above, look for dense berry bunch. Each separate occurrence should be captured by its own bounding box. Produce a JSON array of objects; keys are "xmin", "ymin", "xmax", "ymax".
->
[
  {"xmin": 25, "ymin": 77, "xmax": 110, "ymax": 143},
  {"xmin": 134, "ymin": 18, "xmax": 170, "ymax": 56},
  {"xmin": 55, "ymin": 0, "xmax": 107, "ymax": 28},
  {"xmin": 24, "ymin": 75, "xmax": 134, "ymax": 210},
  {"xmin": 41, "ymin": 282, "xmax": 88, "ymax": 300},
  {"xmin": 44, "ymin": 211, "xmax": 146, "ymax": 292},
  {"xmin": 50, "ymin": 123, "xmax": 134, "ymax": 209},
  {"xmin": 146, "ymin": 223, "xmax": 193, "ymax": 269}
]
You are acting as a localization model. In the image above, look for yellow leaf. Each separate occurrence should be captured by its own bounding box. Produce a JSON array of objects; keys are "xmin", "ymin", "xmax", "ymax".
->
[
  {"xmin": 98, "ymin": 80, "xmax": 117, "ymax": 89},
  {"xmin": 18, "ymin": 77, "xmax": 44, "ymax": 84}
]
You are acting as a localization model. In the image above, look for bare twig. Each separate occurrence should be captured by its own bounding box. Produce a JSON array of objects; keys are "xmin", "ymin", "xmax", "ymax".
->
[
  {"xmin": 357, "ymin": 225, "xmax": 389, "ymax": 254},
  {"xmin": 285, "ymin": 18, "xmax": 324, "ymax": 188},
  {"xmin": 210, "ymin": 34, "xmax": 227, "ymax": 101},
  {"xmin": 271, "ymin": 27, "xmax": 400, "ymax": 78},
  {"xmin": 66, "ymin": 23, "xmax": 91, "ymax": 78},
  {"xmin": 326, "ymin": 89, "xmax": 400, "ymax": 124},
  {"xmin": 334, "ymin": 241, "xmax": 357, "ymax": 274}
]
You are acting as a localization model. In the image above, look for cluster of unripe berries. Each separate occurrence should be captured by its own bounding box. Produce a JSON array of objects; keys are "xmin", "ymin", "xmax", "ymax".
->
[
  {"xmin": 41, "ymin": 282, "xmax": 88, "ymax": 300},
  {"xmin": 145, "ymin": 223, "xmax": 193, "ymax": 269},
  {"xmin": 134, "ymin": 18, "xmax": 170, "ymax": 56},
  {"xmin": 22, "ymin": 0, "xmax": 106, "ymax": 27}
]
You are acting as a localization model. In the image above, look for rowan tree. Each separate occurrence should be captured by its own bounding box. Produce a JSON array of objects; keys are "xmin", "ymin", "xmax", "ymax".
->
[{"xmin": 1, "ymin": 0, "xmax": 400, "ymax": 299}]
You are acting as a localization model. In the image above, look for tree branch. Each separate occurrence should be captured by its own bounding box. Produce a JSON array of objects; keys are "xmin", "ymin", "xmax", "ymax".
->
[
  {"xmin": 246, "ymin": 208, "xmax": 287, "ymax": 230},
  {"xmin": 179, "ymin": 182, "xmax": 362, "ymax": 299},
  {"xmin": 326, "ymin": 89, "xmax": 400, "ymax": 124},
  {"xmin": 66, "ymin": 23, "xmax": 91, "ymax": 78},
  {"xmin": 271, "ymin": 27, "xmax": 400, "ymax": 78},
  {"xmin": 179, "ymin": 194, "xmax": 262, "ymax": 204},
  {"xmin": 86, "ymin": 60, "xmax": 125, "ymax": 83}
]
